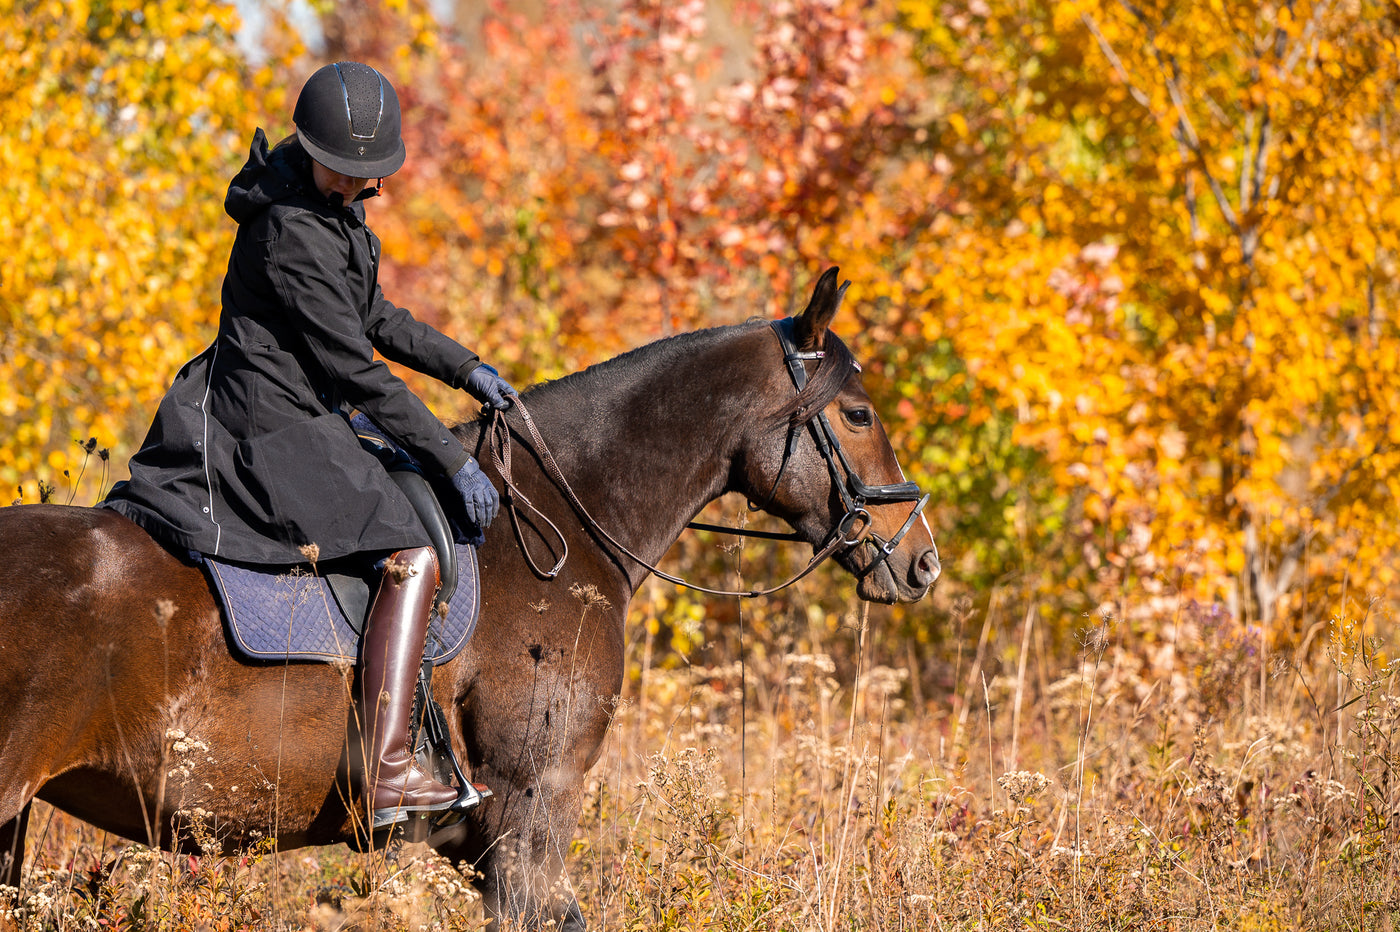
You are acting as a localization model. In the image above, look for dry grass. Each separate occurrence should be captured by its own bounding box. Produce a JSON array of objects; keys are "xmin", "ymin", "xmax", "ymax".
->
[{"xmin": 5, "ymin": 595, "xmax": 1399, "ymax": 930}]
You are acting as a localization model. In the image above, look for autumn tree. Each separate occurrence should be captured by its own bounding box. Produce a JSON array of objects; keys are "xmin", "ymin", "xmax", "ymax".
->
[
  {"xmin": 13, "ymin": 0, "xmax": 1393, "ymax": 659},
  {"xmin": 311, "ymin": 0, "xmax": 923, "ymax": 358},
  {"xmin": 308, "ymin": 0, "xmax": 941, "ymax": 648},
  {"xmin": 894, "ymin": 0, "xmax": 1400, "ymax": 629},
  {"xmin": 0, "ymin": 0, "xmax": 279, "ymax": 501}
]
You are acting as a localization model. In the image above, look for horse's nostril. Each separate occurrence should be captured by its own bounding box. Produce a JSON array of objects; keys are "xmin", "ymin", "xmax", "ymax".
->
[{"xmin": 915, "ymin": 548, "xmax": 941, "ymax": 586}]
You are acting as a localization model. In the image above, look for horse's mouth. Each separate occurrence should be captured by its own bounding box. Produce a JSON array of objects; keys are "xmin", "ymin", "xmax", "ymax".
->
[{"xmin": 843, "ymin": 543, "xmax": 938, "ymax": 604}]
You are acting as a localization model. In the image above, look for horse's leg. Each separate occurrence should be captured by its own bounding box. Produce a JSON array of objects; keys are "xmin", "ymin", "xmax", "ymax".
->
[
  {"xmin": 469, "ymin": 780, "xmax": 589, "ymax": 931},
  {"xmin": 430, "ymin": 680, "xmax": 595, "ymax": 929},
  {"xmin": 0, "ymin": 802, "xmax": 30, "ymax": 889},
  {"xmin": 438, "ymin": 626, "xmax": 621, "ymax": 930}
]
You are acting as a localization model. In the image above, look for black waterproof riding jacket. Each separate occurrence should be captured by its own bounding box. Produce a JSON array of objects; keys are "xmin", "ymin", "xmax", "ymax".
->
[{"xmin": 103, "ymin": 130, "xmax": 481, "ymax": 564}]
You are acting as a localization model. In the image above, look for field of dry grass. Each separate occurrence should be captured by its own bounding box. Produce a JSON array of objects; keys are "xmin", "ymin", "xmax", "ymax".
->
[{"xmin": 4, "ymin": 592, "xmax": 1398, "ymax": 930}]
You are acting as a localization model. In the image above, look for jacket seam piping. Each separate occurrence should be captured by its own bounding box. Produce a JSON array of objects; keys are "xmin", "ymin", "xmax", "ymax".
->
[{"xmin": 201, "ymin": 340, "xmax": 223, "ymax": 556}]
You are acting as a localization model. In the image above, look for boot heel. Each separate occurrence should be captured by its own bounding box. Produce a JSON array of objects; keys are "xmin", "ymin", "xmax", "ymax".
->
[{"xmin": 427, "ymin": 781, "xmax": 493, "ymax": 830}]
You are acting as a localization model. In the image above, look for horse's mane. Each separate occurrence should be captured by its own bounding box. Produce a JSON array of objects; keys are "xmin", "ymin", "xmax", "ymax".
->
[
  {"xmin": 507, "ymin": 317, "xmax": 858, "ymax": 429},
  {"xmin": 538, "ymin": 322, "xmax": 757, "ymax": 394}
]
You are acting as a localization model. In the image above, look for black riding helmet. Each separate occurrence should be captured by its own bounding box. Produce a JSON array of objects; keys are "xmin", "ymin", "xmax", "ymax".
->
[{"xmin": 293, "ymin": 61, "xmax": 406, "ymax": 178}]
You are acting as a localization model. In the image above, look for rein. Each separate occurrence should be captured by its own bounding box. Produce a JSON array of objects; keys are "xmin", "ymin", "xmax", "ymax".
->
[{"xmin": 487, "ymin": 400, "xmax": 849, "ymax": 598}]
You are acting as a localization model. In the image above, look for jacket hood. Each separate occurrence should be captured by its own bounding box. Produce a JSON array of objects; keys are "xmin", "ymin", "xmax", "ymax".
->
[
  {"xmin": 224, "ymin": 129, "xmax": 377, "ymax": 224},
  {"xmin": 224, "ymin": 128, "xmax": 312, "ymax": 224}
]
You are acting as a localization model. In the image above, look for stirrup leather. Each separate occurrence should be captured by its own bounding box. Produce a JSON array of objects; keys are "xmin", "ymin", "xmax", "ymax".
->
[{"xmin": 410, "ymin": 664, "xmax": 492, "ymax": 829}]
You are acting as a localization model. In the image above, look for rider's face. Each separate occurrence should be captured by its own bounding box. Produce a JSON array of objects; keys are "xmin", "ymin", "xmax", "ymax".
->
[{"xmin": 311, "ymin": 159, "xmax": 371, "ymax": 203}]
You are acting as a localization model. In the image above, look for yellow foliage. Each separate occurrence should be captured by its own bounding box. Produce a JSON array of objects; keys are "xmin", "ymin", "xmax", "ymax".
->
[
  {"xmin": 0, "ymin": 0, "xmax": 270, "ymax": 498},
  {"xmin": 892, "ymin": 0, "xmax": 1400, "ymax": 626},
  {"xmin": 5, "ymin": 0, "xmax": 1395, "ymax": 639}
]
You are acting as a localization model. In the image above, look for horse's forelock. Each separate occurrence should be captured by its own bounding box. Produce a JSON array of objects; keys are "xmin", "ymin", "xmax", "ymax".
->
[{"xmin": 770, "ymin": 330, "xmax": 858, "ymax": 430}]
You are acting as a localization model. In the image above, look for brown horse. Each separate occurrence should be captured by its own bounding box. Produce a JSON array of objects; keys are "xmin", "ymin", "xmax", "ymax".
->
[{"xmin": 0, "ymin": 269, "xmax": 938, "ymax": 928}]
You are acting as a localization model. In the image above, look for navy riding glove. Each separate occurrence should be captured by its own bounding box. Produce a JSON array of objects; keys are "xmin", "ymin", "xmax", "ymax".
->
[
  {"xmin": 450, "ymin": 457, "xmax": 499, "ymax": 530},
  {"xmin": 465, "ymin": 364, "xmax": 518, "ymax": 411}
]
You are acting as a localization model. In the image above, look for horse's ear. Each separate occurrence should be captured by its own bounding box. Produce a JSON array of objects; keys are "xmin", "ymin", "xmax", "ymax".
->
[{"xmin": 794, "ymin": 267, "xmax": 850, "ymax": 351}]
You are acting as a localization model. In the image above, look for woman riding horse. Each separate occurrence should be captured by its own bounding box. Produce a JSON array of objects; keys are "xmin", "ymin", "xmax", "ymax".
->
[{"xmin": 101, "ymin": 61, "xmax": 515, "ymax": 831}]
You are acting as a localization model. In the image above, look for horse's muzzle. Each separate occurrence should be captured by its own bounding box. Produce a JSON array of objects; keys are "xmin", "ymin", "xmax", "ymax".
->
[{"xmin": 850, "ymin": 537, "xmax": 939, "ymax": 604}]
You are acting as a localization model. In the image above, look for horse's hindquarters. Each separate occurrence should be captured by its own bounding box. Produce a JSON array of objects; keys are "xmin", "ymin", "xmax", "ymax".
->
[{"xmin": 0, "ymin": 506, "xmax": 361, "ymax": 850}]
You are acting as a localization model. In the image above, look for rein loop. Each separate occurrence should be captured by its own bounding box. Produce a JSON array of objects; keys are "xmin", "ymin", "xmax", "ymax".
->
[{"xmin": 488, "ymin": 401, "xmax": 848, "ymax": 597}]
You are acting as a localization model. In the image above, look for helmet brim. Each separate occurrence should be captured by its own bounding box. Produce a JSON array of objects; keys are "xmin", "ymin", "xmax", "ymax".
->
[{"xmin": 299, "ymin": 127, "xmax": 405, "ymax": 179}]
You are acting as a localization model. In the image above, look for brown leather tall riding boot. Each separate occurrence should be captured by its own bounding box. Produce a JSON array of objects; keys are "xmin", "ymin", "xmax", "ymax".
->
[{"xmin": 359, "ymin": 546, "xmax": 458, "ymax": 829}]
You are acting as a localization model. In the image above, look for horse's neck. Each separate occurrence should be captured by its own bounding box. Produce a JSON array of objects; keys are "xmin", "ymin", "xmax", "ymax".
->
[{"xmin": 508, "ymin": 326, "xmax": 770, "ymax": 586}]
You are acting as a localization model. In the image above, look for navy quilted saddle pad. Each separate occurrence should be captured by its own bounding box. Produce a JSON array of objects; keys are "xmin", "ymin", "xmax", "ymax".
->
[{"xmin": 200, "ymin": 545, "xmax": 480, "ymax": 665}]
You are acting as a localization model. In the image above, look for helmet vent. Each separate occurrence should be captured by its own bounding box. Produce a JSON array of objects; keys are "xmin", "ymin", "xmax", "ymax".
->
[{"xmin": 335, "ymin": 62, "xmax": 385, "ymax": 141}]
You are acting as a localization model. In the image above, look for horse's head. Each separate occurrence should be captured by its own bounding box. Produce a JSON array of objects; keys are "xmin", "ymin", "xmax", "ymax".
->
[{"xmin": 739, "ymin": 269, "xmax": 940, "ymax": 604}]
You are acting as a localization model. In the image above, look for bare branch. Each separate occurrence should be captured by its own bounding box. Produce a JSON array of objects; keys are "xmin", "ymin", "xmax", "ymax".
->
[
  {"xmin": 1240, "ymin": 109, "xmax": 1255, "ymax": 216},
  {"xmin": 1157, "ymin": 55, "xmax": 1241, "ymax": 233},
  {"xmin": 1282, "ymin": 0, "xmax": 1334, "ymax": 73},
  {"xmin": 1249, "ymin": 106, "xmax": 1272, "ymax": 217},
  {"xmin": 1079, "ymin": 12, "xmax": 1152, "ymax": 108},
  {"xmin": 1087, "ymin": 6, "xmax": 1242, "ymax": 235}
]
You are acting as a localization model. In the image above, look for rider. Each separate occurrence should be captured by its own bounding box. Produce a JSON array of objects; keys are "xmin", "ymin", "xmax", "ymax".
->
[{"xmin": 101, "ymin": 61, "xmax": 515, "ymax": 830}]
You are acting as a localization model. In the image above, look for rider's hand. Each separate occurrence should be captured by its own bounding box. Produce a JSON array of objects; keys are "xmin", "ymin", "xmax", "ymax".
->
[
  {"xmin": 450, "ymin": 457, "xmax": 499, "ymax": 529},
  {"xmin": 464, "ymin": 364, "xmax": 518, "ymax": 411}
]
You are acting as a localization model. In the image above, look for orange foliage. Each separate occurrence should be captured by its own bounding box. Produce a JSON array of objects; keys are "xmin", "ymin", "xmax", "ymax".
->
[{"xmin": 895, "ymin": 0, "xmax": 1400, "ymax": 629}]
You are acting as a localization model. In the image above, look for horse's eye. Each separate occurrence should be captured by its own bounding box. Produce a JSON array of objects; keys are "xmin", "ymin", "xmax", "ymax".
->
[{"xmin": 843, "ymin": 407, "xmax": 874, "ymax": 429}]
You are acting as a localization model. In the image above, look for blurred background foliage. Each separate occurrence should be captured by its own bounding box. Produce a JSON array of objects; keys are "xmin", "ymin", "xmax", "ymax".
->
[{"xmin": 3, "ymin": 0, "xmax": 1396, "ymax": 689}]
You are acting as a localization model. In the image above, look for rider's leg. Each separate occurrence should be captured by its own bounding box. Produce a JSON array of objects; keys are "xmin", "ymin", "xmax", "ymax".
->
[{"xmin": 359, "ymin": 546, "xmax": 457, "ymax": 828}]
